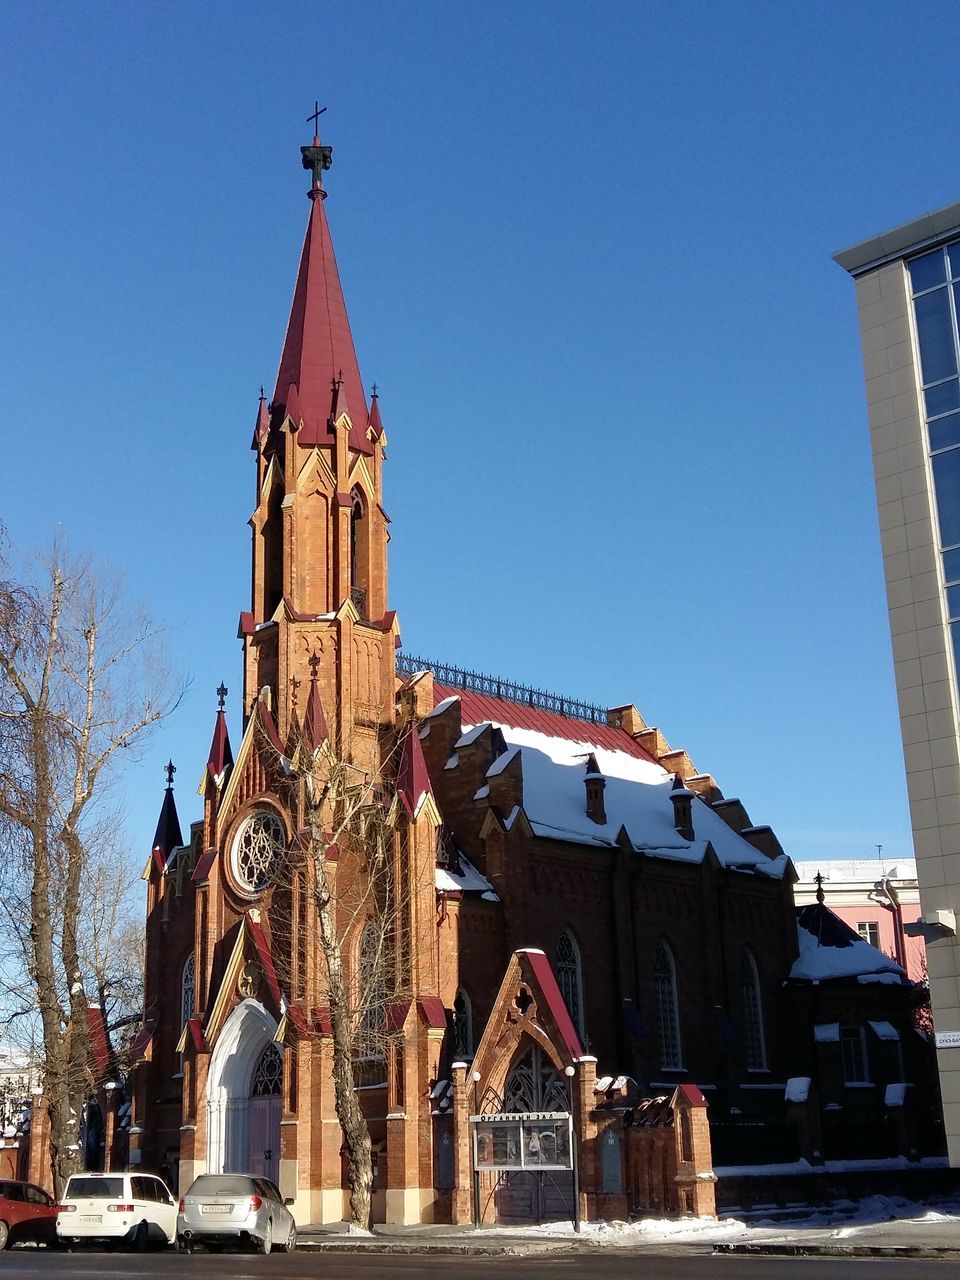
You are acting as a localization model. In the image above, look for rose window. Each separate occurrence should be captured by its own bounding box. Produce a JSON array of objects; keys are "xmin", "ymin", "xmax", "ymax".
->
[{"xmin": 231, "ymin": 810, "xmax": 285, "ymax": 893}]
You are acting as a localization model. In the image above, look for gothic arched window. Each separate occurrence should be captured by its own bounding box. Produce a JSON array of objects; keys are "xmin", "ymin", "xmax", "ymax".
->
[
  {"xmin": 356, "ymin": 920, "xmax": 385, "ymax": 1058},
  {"xmin": 180, "ymin": 952, "xmax": 195, "ymax": 1032},
  {"xmin": 349, "ymin": 488, "xmax": 368, "ymax": 617},
  {"xmin": 251, "ymin": 1043, "xmax": 283, "ymax": 1097},
  {"xmin": 654, "ymin": 940, "xmax": 683, "ymax": 1070},
  {"xmin": 555, "ymin": 930, "xmax": 585, "ymax": 1039},
  {"xmin": 740, "ymin": 949, "xmax": 767, "ymax": 1070},
  {"xmin": 452, "ymin": 988, "xmax": 473, "ymax": 1060}
]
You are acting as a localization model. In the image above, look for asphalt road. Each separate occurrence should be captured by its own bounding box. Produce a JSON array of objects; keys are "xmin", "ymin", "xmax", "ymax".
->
[{"xmin": 0, "ymin": 1250, "xmax": 957, "ymax": 1279}]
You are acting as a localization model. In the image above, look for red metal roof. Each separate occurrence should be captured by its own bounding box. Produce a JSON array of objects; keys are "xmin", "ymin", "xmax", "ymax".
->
[
  {"xmin": 521, "ymin": 950, "xmax": 584, "ymax": 1061},
  {"xmin": 272, "ymin": 192, "xmax": 372, "ymax": 454},
  {"xmin": 433, "ymin": 684, "xmax": 657, "ymax": 763},
  {"xmin": 206, "ymin": 708, "xmax": 233, "ymax": 780}
]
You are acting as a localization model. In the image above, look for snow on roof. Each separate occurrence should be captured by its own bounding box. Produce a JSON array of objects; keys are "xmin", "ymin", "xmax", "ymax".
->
[
  {"xmin": 785, "ymin": 1076, "xmax": 811, "ymax": 1103},
  {"xmin": 869, "ymin": 1020, "xmax": 900, "ymax": 1041},
  {"xmin": 456, "ymin": 723, "xmax": 488, "ymax": 749},
  {"xmin": 436, "ymin": 851, "xmax": 499, "ymax": 899},
  {"xmin": 791, "ymin": 904, "xmax": 907, "ymax": 983},
  {"xmin": 885, "ymin": 1082, "xmax": 909, "ymax": 1107},
  {"xmin": 425, "ymin": 695, "xmax": 461, "ymax": 719},
  {"xmin": 793, "ymin": 858, "xmax": 917, "ymax": 883},
  {"xmin": 464, "ymin": 720, "xmax": 785, "ymax": 877}
]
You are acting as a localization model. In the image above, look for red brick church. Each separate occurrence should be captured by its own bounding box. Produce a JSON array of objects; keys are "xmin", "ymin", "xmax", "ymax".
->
[{"xmin": 122, "ymin": 128, "xmax": 937, "ymax": 1226}]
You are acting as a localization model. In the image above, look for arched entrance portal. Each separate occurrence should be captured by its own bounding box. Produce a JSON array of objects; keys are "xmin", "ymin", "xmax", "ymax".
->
[
  {"xmin": 205, "ymin": 1000, "xmax": 282, "ymax": 1183},
  {"xmin": 486, "ymin": 1042, "xmax": 573, "ymax": 1224}
]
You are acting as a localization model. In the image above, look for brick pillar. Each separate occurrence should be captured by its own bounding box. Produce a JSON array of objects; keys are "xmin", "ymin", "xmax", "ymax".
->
[
  {"xmin": 449, "ymin": 1063, "xmax": 473, "ymax": 1225},
  {"xmin": 102, "ymin": 1083, "xmax": 118, "ymax": 1172},
  {"xmin": 671, "ymin": 1085, "xmax": 716, "ymax": 1217},
  {"xmin": 573, "ymin": 1056, "xmax": 598, "ymax": 1223}
]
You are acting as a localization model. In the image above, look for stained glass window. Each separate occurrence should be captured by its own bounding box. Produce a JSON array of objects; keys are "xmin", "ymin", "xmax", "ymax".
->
[
  {"xmin": 654, "ymin": 941, "xmax": 682, "ymax": 1070},
  {"xmin": 231, "ymin": 811, "xmax": 285, "ymax": 893},
  {"xmin": 739, "ymin": 949, "xmax": 767, "ymax": 1070},
  {"xmin": 555, "ymin": 930, "xmax": 584, "ymax": 1038}
]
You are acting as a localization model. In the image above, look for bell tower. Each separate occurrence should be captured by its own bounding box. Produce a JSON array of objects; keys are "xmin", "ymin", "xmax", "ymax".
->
[{"xmin": 241, "ymin": 122, "xmax": 396, "ymax": 770}]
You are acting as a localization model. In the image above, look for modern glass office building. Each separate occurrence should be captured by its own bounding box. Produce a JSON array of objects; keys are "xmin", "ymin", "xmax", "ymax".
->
[{"xmin": 836, "ymin": 203, "xmax": 960, "ymax": 1164}]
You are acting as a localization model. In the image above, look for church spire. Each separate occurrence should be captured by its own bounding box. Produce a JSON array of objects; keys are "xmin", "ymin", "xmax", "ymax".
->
[
  {"xmin": 150, "ymin": 760, "xmax": 184, "ymax": 873},
  {"xmin": 272, "ymin": 115, "xmax": 371, "ymax": 454}
]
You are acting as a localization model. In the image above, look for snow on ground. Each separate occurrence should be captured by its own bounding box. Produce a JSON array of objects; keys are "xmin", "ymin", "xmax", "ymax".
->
[{"xmin": 463, "ymin": 1191, "xmax": 960, "ymax": 1246}]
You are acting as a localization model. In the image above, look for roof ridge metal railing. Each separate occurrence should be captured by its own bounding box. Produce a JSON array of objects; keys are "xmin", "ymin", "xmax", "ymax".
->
[{"xmin": 396, "ymin": 653, "xmax": 616, "ymax": 727}]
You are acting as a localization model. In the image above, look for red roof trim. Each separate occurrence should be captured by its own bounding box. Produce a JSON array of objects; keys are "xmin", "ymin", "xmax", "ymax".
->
[
  {"xmin": 187, "ymin": 1016, "xmax": 209, "ymax": 1053},
  {"xmin": 386, "ymin": 999, "xmax": 412, "ymax": 1033},
  {"xmin": 418, "ymin": 996, "xmax": 447, "ymax": 1029},
  {"xmin": 129, "ymin": 1015, "xmax": 157, "ymax": 1059},
  {"xmin": 397, "ymin": 728, "xmax": 433, "ymax": 816},
  {"xmin": 206, "ymin": 708, "xmax": 234, "ymax": 781},
  {"xmin": 248, "ymin": 916, "xmax": 283, "ymax": 1013},
  {"xmin": 522, "ymin": 950, "xmax": 585, "ymax": 1060},
  {"xmin": 192, "ymin": 848, "xmax": 217, "ymax": 884},
  {"xmin": 311, "ymin": 1005, "xmax": 333, "ymax": 1035},
  {"xmin": 674, "ymin": 1082, "xmax": 708, "ymax": 1108},
  {"xmin": 434, "ymin": 684, "xmax": 657, "ymax": 763}
]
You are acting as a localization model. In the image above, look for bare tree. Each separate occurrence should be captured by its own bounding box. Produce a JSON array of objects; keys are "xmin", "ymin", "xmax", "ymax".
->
[
  {"xmin": 261, "ymin": 695, "xmax": 413, "ymax": 1231},
  {"xmin": 0, "ymin": 529, "xmax": 182, "ymax": 1192}
]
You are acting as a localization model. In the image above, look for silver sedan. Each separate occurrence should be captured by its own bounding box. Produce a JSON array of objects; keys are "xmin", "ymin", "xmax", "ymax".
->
[{"xmin": 177, "ymin": 1173, "xmax": 296, "ymax": 1254}]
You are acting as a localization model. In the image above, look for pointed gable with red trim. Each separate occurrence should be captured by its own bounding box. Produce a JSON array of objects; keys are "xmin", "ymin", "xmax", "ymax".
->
[
  {"xmin": 397, "ymin": 726, "xmax": 433, "ymax": 818},
  {"xmin": 272, "ymin": 184, "xmax": 372, "ymax": 454}
]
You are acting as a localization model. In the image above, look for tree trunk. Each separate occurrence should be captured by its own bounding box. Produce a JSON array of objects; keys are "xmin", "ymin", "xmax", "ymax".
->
[{"xmin": 309, "ymin": 805, "xmax": 373, "ymax": 1230}]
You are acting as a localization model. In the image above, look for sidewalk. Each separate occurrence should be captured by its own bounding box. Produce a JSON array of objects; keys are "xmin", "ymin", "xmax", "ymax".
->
[{"xmin": 296, "ymin": 1196, "xmax": 960, "ymax": 1259}]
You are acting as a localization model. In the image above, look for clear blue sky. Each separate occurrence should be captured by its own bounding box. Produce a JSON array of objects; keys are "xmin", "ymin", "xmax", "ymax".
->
[{"xmin": 4, "ymin": 0, "xmax": 958, "ymax": 868}]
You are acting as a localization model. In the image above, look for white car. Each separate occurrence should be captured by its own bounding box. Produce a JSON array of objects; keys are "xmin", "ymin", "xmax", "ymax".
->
[{"xmin": 56, "ymin": 1172, "xmax": 177, "ymax": 1249}]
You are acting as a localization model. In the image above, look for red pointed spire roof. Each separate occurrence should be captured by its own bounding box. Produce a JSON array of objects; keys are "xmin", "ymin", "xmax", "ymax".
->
[
  {"xmin": 207, "ymin": 684, "xmax": 234, "ymax": 781},
  {"xmin": 251, "ymin": 386, "xmax": 270, "ymax": 450},
  {"xmin": 151, "ymin": 761, "xmax": 184, "ymax": 873},
  {"xmin": 367, "ymin": 385, "xmax": 384, "ymax": 440},
  {"xmin": 273, "ymin": 167, "xmax": 372, "ymax": 454},
  {"xmin": 397, "ymin": 727, "xmax": 434, "ymax": 818},
  {"xmin": 303, "ymin": 666, "xmax": 329, "ymax": 751}
]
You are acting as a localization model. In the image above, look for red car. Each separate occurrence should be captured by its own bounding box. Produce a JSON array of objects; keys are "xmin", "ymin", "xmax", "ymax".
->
[{"xmin": 0, "ymin": 1179, "xmax": 58, "ymax": 1249}]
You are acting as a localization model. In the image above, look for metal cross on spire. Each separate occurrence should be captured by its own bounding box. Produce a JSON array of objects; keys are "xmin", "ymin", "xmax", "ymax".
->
[
  {"xmin": 307, "ymin": 101, "xmax": 327, "ymax": 139},
  {"xmin": 165, "ymin": 760, "xmax": 176, "ymax": 789},
  {"xmin": 815, "ymin": 870, "xmax": 825, "ymax": 905},
  {"xmin": 217, "ymin": 682, "xmax": 228, "ymax": 710},
  {"xmin": 308, "ymin": 653, "xmax": 321, "ymax": 679},
  {"xmin": 301, "ymin": 102, "xmax": 333, "ymax": 196}
]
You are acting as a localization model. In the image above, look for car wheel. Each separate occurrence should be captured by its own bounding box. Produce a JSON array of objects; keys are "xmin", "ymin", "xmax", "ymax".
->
[
  {"xmin": 133, "ymin": 1221, "xmax": 150, "ymax": 1251},
  {"xmin": 282, "ymin": 1222, "xmax": 297, "ymax": 1253},
  {"xmin": 177, "ymin": 1236, "xmax": 192, "ymax": 1254},
  {"xmin": 0, "ymin": 1220, "xmax": 9, "ymax": 1251},
  {"xmin": 257, "ymin": 1220, "xmax": 272, "ymax": 1255}
]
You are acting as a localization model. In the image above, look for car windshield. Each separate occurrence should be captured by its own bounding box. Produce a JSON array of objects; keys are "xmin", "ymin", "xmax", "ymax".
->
[
  {"xmin": 65, "ymin": 1177, "xmax": 124, "ymax": 1198},
  {"xmin": 187, "ymin": 1175, "xmax": 255, "ymax": 1196}
]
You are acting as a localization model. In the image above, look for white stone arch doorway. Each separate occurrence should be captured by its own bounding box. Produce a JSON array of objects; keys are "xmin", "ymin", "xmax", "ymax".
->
[{"xmin": 206, "ymin": 999, "xmax": 282, "ymax": 1183}]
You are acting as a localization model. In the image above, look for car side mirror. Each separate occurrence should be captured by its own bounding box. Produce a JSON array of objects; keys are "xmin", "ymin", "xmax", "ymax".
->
[{"xmin": 284, "ymin": 1197, "xmax": 295, "ymax": 1206}]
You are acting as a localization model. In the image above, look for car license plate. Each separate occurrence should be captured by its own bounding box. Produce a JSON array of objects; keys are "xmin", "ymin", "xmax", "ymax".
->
[
  {"xmin": 201, "ymin": 1203, "xmax": 232, "ymax": 1214},
  {"xmin": 80, "ymin": 1215, "xmax": 100, "ymax": 1223}
]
